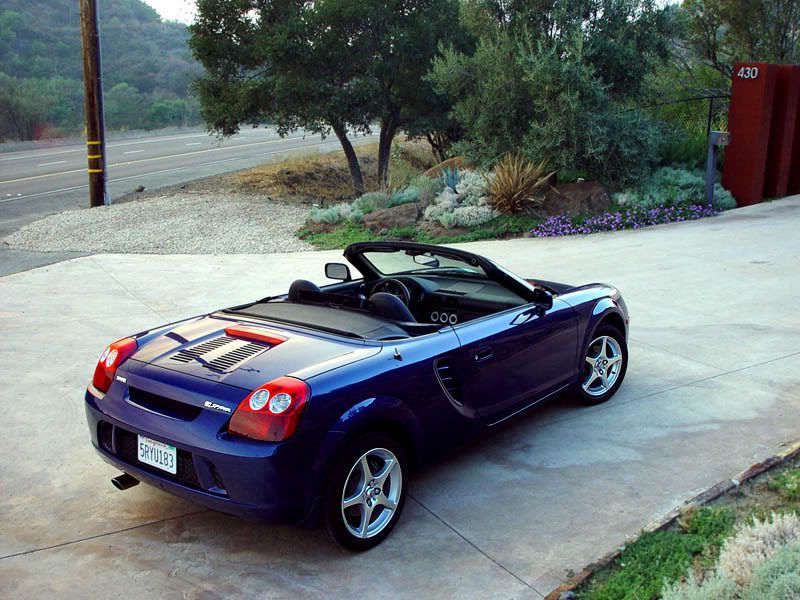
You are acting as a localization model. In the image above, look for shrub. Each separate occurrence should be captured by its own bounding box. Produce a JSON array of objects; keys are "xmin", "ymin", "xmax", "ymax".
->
[
  {"xmin": 717, "ymin": 513, "xmax": 800, "ymax": 588},
  {"xmin": 743, "ymin": 542, "xmax": 800, "ymax": 600},
  {"xmin": 661, "ymin": 571, "xmax": 737, "ymax": 600},
  {"xmin": 455, "ymin": 170, "xmax": 489, "ymax": 205},
  {"xmin": 352, "ymin": 192, "xmax": 390, "ymax": 214},
  {"xmin": 388, "ymin": 186, "xmax": 420, "ymax": 207},
  {"xmin": 309, "ymin": 204, "xmax": 346, "ymax": 225},
  {"xmin": 615, "ymin": 168, "xmax": 736, "ymax": 211},
  {"xmin": 768, "ymin": 468, "xmax": 800, "ymax": 501},
  {"xmin": 584, "ymin": 531, "xmax": 705, "ymax": 600},
  {"xmin": 487, "ymin": 154, "xmax": 551, "ymax": 214},
  {"xmin": 411, "ymin": 175, "xmax": 445, "ymax": 206}
]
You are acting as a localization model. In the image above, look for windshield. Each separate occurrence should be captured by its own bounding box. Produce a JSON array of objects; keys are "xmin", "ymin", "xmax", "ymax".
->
[{"xmin": 361, "ymin": 249, "xmax": 488, "ymax": 278}]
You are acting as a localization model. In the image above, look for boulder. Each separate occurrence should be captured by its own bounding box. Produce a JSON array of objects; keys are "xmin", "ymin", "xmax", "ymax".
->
[
  {"xmin": 363, "ymin": 203, "xmax": 420, "ymax": 232},
  {"xmin": 542, "ymin": 181, "xmax": 612, "ymax": 217}
]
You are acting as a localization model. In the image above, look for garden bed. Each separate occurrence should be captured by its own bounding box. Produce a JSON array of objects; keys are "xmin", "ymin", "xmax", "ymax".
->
[{"xmin": 552, "ymin": 443, "xmax": 800, "ymax": 600}]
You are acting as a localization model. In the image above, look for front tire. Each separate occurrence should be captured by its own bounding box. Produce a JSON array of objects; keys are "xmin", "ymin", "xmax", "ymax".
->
[
  {"xmin": 322, "ymin": 434, "xmax": 408, "ymax": 551},
  {"xmin": 576, "ymin": 324, "xmax": 628, "ymax": 405}
]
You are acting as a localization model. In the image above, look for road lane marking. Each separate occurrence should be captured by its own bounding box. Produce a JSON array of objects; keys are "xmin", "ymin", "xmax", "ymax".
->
[
  {"xmin": 185, "ymin": 142, "xmax": 202, "ymax": 146},
  {"xmin": 0, "ymin": 141, "xmax": 362, "ymax": 204},
  {"xmin": 124, "ymin": 150, "xmax": 144, "ymax": 155},
  {"xmin": 0, "ymin": 129, "xmax": 278, "ymax": 162},
  {"xmin": 37, "ymin": 160, "xmax": 68, "ymax": 167},
  {"xmin": 0, "ymin": 134, "xmax": 311, "ymax": 185}
]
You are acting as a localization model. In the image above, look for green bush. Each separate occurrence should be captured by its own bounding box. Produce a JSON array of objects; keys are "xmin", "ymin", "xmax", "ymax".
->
[
  {"xmin": 411, "ymin": 175, "xmax": 445, "ymax": 206},
  {"xmin": 388, "ymin": 186, "xmax": 420, "ymax": 207},
  {"xmin": 768, "ymin": 468, "xmax": 800, "ymax": 501},
  {"xmin": 743, "ymin": 542, "xmax": 800, "ymax": 600},
  {"xmin": 615, "ymin": 168, "xmax": 736, "ymax": 211},
  {"xmin": 584, "ymin": 531, "xmax": 706, "ymax": 600},
  {"xmin": 352, "ymin": 192, "xmax": 391, "ymax": 214}
]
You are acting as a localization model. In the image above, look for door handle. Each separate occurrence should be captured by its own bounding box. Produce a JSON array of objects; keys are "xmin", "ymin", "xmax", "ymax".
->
[{"xmin": 473, "ymin": 346, "xmax": 494, "ymax": 362}]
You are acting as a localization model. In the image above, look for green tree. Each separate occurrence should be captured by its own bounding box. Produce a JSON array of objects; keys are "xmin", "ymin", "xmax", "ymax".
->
[
  {"xmin": 104, "ymin": 82, "xmax": 146, "ymax": 130},
  {"xmin": 428, "ymin": 0, "xmax": 672, "ymax": 185},
  {"xmin": 0, "ymin": 74, "xmax": 54, "ymax": 141},
  {"xmin": 189, "ymin": 0, "xmax": 461, "ymax": 194},
  {"xmin": 684, "ymin": 0, "xmax": 800, "ymax": 75}
]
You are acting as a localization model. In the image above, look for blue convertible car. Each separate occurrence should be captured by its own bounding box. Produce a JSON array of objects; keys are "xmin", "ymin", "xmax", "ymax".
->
[{"xmin": 85, "ymin": 241, "xmax": 629, "ymax": 550}]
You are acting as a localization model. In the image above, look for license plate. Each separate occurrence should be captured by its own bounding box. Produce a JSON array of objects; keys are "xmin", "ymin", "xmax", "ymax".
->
[{"xmin": 137, "ymin": 435, "xmax": 177, "ymax": 474}]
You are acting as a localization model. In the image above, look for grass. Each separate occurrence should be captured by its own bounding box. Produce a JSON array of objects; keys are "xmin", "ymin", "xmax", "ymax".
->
[
  {"xmin": 297, "ymin": 214, "xmax": 544, "ymax": 249},
  {"xmin": 579, "ymin": 508, "xmax": 734, "ymax": 600},
  {"xmin": 768, "ymin": 466, "xmax": 800, "ymax": 502},
  {"xmin": 575, "ymin": 454, "xmax": 800, "ymax": 600}
]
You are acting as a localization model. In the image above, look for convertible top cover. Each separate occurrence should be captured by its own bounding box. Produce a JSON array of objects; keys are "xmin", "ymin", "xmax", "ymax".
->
[{"xmin": 227, "ymin": 301, "xmax": 409, "ymax": 340}]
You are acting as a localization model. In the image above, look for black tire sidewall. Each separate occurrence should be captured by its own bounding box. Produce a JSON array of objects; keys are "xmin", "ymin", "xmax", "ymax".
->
[
  {"xmin": 576, "ymin": 324, "xmax": 628, "ymax": 405},
  {"xmin": 322, "ymin": 433, "xmax": 409, "ymax": 551}
]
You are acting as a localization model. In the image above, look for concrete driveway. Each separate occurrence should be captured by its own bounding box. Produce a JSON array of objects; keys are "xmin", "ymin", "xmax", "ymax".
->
[{"xmin": 1, "ymin": 198, "xmax": 799, "ymax": 599}]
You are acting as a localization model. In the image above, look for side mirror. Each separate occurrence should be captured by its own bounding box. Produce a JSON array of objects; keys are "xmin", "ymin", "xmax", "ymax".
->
[
  {"xmin": 325, "ymin": 262, "xmax": 351, "ymax": 281},
  {"xmin": 532, "ymin": 287, "xmax": 553, "ymax": 311}
]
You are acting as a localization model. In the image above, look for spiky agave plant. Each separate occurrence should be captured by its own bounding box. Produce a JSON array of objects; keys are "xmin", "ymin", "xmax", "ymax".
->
[{"xmin": 488, "ymin": 154, "xmax": 553, "ymax": 214}]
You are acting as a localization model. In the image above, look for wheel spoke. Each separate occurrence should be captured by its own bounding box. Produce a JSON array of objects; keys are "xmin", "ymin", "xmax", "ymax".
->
[
  {"xmin": 358, "ymin": 503, "xmax": 374, "ymax": 538},
  {"xmin": 583, "ymin": 371, "xmax": 600, "ymax": 389},
  {"xmin": 600, "ymin": 371, "xmax": 609, "ymax": 389},
  {"xmin": 360, "ymin": 455, "xmax": 373, "ymax": 479},
  {"xmin": 343, "ymin": 492, "xmax": 363, "ymax": 509},
  {"xmin": 374, "ymin": 458, "xmax": 396, "ymax": 487},
  {"xmin": 585, "ymin": 355, "xmax": 597, "ymax": 368},
  {"xmin": 377, "ymin": 496, "xmax": 397, "ymax": 511},
  {"xmin": 607, "ymin": 355, "xmax": 621, "ymax": 368},
  {"xmin": 600, "ymin": 337, "xmax": 608, "ymax": 359}
]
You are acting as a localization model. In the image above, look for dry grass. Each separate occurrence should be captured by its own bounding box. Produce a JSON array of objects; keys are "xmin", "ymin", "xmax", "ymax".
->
[
  {"xmin": 230, "ymin": 138, "xmax": 437, "ymax": 204},
  {"xmin": 231, "ymin": 144, "xmax": 380, "ymax": 204}
]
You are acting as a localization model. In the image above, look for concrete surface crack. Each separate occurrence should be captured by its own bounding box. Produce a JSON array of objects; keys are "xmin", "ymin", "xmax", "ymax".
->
[
  {"xmin": 0, "ymin": 509, "xmax": 208, "ymax": 561},
  {"xmin": 89, "ymin": 256, "xmax": 169, "ymax": 320},
  {"xmin": 410, "ymin": 494, "xmax": 543, "ymax": 598}
]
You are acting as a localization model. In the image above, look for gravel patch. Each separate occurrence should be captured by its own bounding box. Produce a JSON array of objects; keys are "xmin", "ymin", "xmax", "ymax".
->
[{"xmin": 3, "ymin": 192, "xmax": 315, "ymax": 254}]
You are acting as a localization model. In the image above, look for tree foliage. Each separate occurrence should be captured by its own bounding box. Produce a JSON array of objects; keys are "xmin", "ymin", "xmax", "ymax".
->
[
  {"xmin": 684, "ymin": 0, "xmax": 800, "ymax": 75},
  {"xmin": 429, "ymin": 0, "xmax": 670, "ymax": 186},
  {"xmin": 190, "ymin": 0, "xmax": 463, "ymax": 194}
]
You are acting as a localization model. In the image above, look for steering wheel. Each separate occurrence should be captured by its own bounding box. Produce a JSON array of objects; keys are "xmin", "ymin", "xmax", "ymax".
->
[{"xmin": 372, "ymin": 278, "xmax": 411, "ymax": 306}]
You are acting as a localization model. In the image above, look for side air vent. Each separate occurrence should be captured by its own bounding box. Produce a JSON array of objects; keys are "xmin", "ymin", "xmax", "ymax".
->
[
  {"xmin": 434, "ymin": 357, "xmax": 462, "ymax": 406},
  {"xmin": 170, "ymin": 336, "xmax": 268, "ymax": 372}
]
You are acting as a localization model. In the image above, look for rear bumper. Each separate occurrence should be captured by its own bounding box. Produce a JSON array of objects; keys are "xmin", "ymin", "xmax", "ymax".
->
[{"xmin": 85, "ymin": 389, "xmax": 321, "ymax": 524}]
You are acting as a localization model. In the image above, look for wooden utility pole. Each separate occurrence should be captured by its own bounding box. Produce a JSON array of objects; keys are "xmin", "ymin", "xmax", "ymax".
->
[{"xmin": 79, "ymin": 0, "xmax": 108, "ymax": 207}]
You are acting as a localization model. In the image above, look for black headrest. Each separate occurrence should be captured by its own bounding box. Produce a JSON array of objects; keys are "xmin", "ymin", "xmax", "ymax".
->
[
  {"xmin": 369, "ymin": 292, "xmax": 416, "ymax": 323},
  {"xmin": 288, "ymin": 279, "xmax": 321, "ymax": 302}
]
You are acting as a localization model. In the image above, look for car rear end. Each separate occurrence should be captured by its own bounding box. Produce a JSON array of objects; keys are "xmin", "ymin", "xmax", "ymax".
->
[{"xmin": 84, "ymin": 315, "xmax": 378, "ymax": 523}]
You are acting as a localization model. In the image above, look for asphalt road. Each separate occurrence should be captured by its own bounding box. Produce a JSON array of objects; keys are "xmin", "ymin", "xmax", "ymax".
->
[{"xmin": 0, "ymin": 127, "xmax": 372, "ymax": 238}]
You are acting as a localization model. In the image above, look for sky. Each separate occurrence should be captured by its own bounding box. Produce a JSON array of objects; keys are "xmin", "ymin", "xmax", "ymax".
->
[{"xmin": 141, "ymin": 0, "xmax": 196, "ymax": 24}]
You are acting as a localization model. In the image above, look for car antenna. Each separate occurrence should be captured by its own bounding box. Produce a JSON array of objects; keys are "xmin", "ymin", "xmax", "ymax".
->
[{"xmin": 393, "ymin": 347, "xmax": 402, "ymax": 361}]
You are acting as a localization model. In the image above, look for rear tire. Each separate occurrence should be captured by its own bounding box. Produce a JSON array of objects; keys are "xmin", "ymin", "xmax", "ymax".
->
[
  {"xmin": 322, "ymin": 433, "xmax": 408, "ymax": 551},
  {"xmin": 575, "ymin": 324, "xmax": 628, "ymax": 405}
]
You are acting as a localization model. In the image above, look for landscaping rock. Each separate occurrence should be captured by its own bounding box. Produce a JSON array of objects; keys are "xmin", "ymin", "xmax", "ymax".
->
[
  {"xmin": 364, "ymin": 203, "xmax": 419, "ymax": 232},
  {"xmin": 542, "ymin": 181, "xmax": 612, "ymax": 216}
]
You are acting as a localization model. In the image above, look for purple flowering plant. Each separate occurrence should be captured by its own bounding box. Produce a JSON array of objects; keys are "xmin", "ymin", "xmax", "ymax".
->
[{"xmin": 531, "ymin": 203, "xmax": 718, "ymax": 237}]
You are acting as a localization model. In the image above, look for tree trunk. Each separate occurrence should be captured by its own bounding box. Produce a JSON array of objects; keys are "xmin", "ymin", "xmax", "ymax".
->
[
  {"xmin": 377, "ymin": 116, "xmax": 398, "ymax": 189},
  {"xmin": 332, "ymin": 123, "xmax": 365, "ymax": 196}
]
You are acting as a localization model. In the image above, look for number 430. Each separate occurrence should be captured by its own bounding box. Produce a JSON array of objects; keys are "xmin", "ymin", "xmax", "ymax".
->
[{"xmin": 737, "ymin": 66, "xmax": 759, "ymax": 79}]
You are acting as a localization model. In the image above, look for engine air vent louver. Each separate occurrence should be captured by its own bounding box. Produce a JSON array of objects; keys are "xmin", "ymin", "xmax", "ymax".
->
[
  {"xmin": 171, "ymin": 336, "xmax": 235, "ymax": 363},
  {"xmin": 170, "ymin": 336, "xmax": 268, "ymax": 372},
  {"xmin": 434, "ymin": 357, "xmax": 462, "ymax": 406}
]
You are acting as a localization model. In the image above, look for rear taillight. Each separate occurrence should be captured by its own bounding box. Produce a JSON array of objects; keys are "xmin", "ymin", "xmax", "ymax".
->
[
  {"xmin": 92, "ymin": 337, "xmax": 137, "ymax": 393},
  {"xmin": 228, "ymin": 376, "xmax": 310, "ymax": 442}
]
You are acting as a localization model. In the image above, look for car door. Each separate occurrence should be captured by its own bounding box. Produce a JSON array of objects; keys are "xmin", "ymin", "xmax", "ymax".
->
[{"xmin": 453, "ymin": 298, "xmax": 578, "ymax": 422}]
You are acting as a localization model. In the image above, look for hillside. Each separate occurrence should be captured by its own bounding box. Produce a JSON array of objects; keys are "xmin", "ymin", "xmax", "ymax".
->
[{"xmin": 0, "ymin": 0, "xmax": 203, "ymax": 140}]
